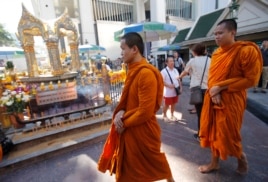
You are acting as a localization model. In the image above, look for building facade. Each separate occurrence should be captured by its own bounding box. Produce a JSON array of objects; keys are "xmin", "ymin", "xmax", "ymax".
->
[{"xmin": 30, "ymin": 0, "xmax": 230, "ymax": 60}]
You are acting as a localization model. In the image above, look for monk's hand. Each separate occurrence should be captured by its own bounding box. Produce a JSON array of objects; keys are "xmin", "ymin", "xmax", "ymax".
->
[
  {"xmin": 117, "ymin": 127, "xmax": 125, "ymax": 134},
  {"xmin": 209, "ymin": 86, "xmax": 221, "ymax": 97},
  {"xmin": 211, "ymin": 94, "xmax": 221, "ymax": 105},
  {"xmin": 114, "ymin": 110, "xmax": 125, "ymax": 131}
]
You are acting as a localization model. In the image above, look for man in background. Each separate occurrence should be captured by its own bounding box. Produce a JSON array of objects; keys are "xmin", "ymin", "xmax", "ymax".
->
[
  {"xmin": 173, "ymin": 51, "xmax": 185, "ymax": 75},
  {"xmin": 253, "ymin": 40, "xmax": 268, "ymax": 93}
]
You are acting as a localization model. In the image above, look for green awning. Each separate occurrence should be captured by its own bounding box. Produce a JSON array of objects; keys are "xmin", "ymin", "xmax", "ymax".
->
[
  {"xmin": 188, "ymin": 8, "xmax": 224, "ymax": 40},
  {"xmin": 172, "ymin": 28, "xmax": 191, "ymax": 44}
]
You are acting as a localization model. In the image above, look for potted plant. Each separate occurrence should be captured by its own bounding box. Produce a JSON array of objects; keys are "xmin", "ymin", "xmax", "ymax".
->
[
  {"xmin": 0, "ymin": 90, "xmax": 30, "ymax": 128},
  {"xmin": 4, "ymin": 61, "xmax": 15, "ymax": 82},
  {"xmin": 5, "ymin": 61, "xmax": 14, "ymax": 71}
]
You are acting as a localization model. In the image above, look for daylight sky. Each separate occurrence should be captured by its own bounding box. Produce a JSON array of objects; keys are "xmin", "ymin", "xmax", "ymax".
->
[{"xmin": 0, "ymin": 0, "xmax": 34, "ymax": 34}]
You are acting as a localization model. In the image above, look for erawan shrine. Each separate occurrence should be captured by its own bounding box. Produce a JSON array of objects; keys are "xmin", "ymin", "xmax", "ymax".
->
[{"xmin": 0, "ymin": 4, "xmax": 125, "ymax": 133}]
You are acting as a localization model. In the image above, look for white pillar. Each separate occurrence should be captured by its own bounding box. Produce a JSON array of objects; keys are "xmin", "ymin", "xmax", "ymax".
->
[
  {"xmin": 150, "ymin": 0, "xmax": 166, "ymax": 22},
  {"xmin": 150, "ymin": 0, "xmax": 167, "ymax": 69},
  {"xmin": 79, "ymin": 0, "xmax": 96, "ymax": 45},
  {"xmin": 134, "ymin": 0, "xmax": 146, "ymax": 22}
]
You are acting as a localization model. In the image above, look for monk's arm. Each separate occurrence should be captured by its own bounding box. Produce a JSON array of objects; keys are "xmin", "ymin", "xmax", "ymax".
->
[
  {"xmin": 213, "ymin": 46, "xmax": 262, "ymax": 93},
  {"xmin": 123, "ymin": 69, "xmax": 157, "ymax": 127}
]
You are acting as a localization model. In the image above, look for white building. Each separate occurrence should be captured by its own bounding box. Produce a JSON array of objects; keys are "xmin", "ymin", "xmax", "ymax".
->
[{"xmin": 30, "ymin": 0, "xmax": 230, "ymax": 60}]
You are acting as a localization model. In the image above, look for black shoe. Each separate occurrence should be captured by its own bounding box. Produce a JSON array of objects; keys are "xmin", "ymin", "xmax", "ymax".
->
[
  {"xmin": 193, "ymin": 134, "xmax": 200, "ymax": 142},
  {"xmin": 261, "ymin": 90, "xmax": 267, "ymax": 93}
]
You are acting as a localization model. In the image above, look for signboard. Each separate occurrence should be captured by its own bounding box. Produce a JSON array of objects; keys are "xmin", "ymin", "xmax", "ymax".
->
[{"xmin": 36, "ymin": 82, "xmax": 77, "ymax": 105}]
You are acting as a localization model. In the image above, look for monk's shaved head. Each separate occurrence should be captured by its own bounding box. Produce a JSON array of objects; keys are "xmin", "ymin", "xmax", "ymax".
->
[
  {"xmin": 217, "ymin": 19, "xmax": 237, "ymax": 32},
  {"xmin": 121, "ymin": 32, "xmax": 144, "ymax": 55}
]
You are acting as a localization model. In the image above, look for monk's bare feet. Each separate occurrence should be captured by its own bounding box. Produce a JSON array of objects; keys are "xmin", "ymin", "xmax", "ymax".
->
[
  {"xmin": 198, "ymin": 163, "xmax": 220, "ymax": 173},
  {"xmin": 166, "ymin": 177, "xmax": 175, "ymax": 182},
  {"xmin": 236, "ymin": 153, "xmax": 248, "ymax": 175}
]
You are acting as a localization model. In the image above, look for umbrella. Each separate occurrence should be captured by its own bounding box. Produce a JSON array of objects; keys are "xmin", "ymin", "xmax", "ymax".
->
[
  {"xmin": 79, "ymin": 44, "xmax": 106, "ymax": 52},
  {"xmin": 0, "ymin": 47, "xmax": 24, "ymax": 59},
  {"xmin": 90, "ymin": 54, "xmax": 107, "ymax": 61},
  {"xmin": 114, "ymin": 21, "xmax": 177, "ymax": 57},
  {"xmin": 158, "ymin": 44, "xmax": 180, "ymax": 51}
]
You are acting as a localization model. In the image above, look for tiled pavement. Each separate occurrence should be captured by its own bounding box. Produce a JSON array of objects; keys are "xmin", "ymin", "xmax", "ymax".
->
[{"xmin": 0, "ymin": 77, "xmax": 267, "ymax": 182}]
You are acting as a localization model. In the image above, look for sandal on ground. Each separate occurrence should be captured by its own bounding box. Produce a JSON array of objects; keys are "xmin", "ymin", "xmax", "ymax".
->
[
  {"xmin": 163, "ymin": 116, "xmax": 169, "ymax": 122},
  {"xmin": 236, "ymin": 153, "xmax": 248, "ymax": 175},
  {"xmin": 198, "ymin": 164, "xmax": 220, "ymax": 173},
  {"xmin": 189, "ymin": 110, "xmax": 197, "ymax": 114},
  {"xmin": 170, "ymin": 116, "xmax": 178, "ymax": 121}
]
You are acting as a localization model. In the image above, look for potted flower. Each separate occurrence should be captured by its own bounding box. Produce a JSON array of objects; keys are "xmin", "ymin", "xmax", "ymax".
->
[{"xmin": 0, "ymin": 90, "xmax": 30, "ymax": 128}]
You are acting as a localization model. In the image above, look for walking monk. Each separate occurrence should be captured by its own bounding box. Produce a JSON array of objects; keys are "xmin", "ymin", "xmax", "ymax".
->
[
  {"xmin": 98, "ymin": 32, "xmax": 175, "ymax": 182},
  {"xmin": 198, "ymin": 19, "xmax": 262, "ymax": 174}
]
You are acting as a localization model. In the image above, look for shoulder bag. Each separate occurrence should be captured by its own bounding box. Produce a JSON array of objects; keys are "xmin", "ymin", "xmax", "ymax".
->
[
  {"xmin": 165, "ymin": 68, "xmax": 180, "ymax": 95},
  {"xmin": 189, "ymin": 56, "xmax": 208, "ymax": 105}
]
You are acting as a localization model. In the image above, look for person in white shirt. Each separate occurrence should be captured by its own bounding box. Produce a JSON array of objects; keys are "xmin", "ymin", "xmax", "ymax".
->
[
  {"xmin": 161, "ymin": 55, "xmax": 182, "ymax": 122},
  {"xmin": 179, "ymin": 43, "xmax": 211, "ymax": 141}
]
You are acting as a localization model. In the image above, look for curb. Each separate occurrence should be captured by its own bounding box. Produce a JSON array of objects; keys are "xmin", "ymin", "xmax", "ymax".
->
[{"xmin": 246, "ymin": 97, "xmax": 268, "ymax": 124}]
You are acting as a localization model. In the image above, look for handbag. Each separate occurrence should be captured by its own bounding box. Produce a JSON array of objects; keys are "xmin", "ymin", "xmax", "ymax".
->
[
  {"xmin": 165, "ymin": 68, "xmax": 180, "ymax": 95},
  {"xmin": 189, "ymin": 56, "xmax": 208, "ymax": 105},
  {"xmin": 189, "ymin": 86, "xmax": 203, "ymax": 105}
]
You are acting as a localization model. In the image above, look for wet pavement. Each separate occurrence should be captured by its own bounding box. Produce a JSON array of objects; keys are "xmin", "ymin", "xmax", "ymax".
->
[{"xmin": 0, "ymin": 76, "xmax": 267, "ymax": 182}]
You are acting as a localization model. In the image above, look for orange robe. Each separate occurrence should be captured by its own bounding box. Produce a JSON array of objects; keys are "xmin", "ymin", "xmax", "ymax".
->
[
  {"xmin": 0, "ymin": 146, "xmax": 2, "ymax": 161},
  {"xmin": 98, "ymin": 58, "xmax": 172, "ymax": 181},
  {"xmin": 200, "ymin": 41, "xmax": 263, "ymax": 160}
]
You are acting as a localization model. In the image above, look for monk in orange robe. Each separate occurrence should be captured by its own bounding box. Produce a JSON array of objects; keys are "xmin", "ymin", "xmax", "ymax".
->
[
  {"xmin": 199, "ymin": 19, "xmax": 262, "ymax": 174},
  {"xmin": 98, "ymin": 32, "xmax": 174, "ymax": 182}
]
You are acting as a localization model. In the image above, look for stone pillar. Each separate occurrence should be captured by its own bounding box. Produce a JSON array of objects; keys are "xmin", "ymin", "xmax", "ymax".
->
[
  {"xmin": 46, "ymin": 41, "xmax": 64, "ymax": 76},
  {"xmin": 22, "ymin": 36, "xmax": 39, "ymax": 77},
  {"xmin": 69, "ymin": 43, "xmax": 80, "ymax": 71}
]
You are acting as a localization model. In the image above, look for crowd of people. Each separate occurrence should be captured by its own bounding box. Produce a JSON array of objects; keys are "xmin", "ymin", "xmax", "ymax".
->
[{"xmin": 97, "ymin": 18, "xmax": 264, "ymax": 181}]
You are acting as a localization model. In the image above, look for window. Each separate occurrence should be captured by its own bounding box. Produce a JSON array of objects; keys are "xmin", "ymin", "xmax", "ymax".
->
[{"xmin": 166, "ymin": 0, "xmax": 193, "ymax": 19}]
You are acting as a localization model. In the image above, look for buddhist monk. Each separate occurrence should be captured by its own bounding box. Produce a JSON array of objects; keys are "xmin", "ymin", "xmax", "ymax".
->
[
  {"xmin": 198, "ymin": 19, "xmax": 262, "ymax": 174},
  {"xmin": 98, "ymin": 32, "xmax": 174, "ymax": 182}
]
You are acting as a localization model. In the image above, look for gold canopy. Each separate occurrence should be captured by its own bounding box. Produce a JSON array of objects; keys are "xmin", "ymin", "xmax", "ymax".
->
[{"xmin": 16, "ymin": 3, "xmax": 80, "ymax": 77}]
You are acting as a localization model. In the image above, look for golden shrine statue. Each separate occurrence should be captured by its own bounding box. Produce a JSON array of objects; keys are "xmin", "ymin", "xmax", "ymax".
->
[{"xmin": 16, "ymin": 4, "xmax": 80, "ymax": 77}]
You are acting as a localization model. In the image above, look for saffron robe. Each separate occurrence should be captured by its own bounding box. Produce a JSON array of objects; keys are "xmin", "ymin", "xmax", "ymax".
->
[
  {"xmin": 98, "ymin": 58, "xmax": 172, "ymax": 181},
  {"xmin": 199, "ymin": 41, "xmax": 263, "ymax": 160}
]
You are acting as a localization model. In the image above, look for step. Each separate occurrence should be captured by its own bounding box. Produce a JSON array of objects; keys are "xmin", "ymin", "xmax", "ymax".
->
[{"xmin": 0, "ymin": 114, "xmax": 112, "ymax": 174}]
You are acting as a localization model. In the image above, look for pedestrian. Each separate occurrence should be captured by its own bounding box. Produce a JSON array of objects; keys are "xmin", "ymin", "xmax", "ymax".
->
[
  {"xmin": 161, "ymin": 55, "xmax": 182, "ymax": 122},
  {"xmin": 179, "ymin": 43, "xmax": 211, "ymax": 141},
  {"xmin": 98, "ymin": 32, "xmax": 175, "ymax": 182},
  {"xmin": 80, "ymin": 52, "xmax": 87, "ymax": 61},
  {"xmin": 173, "ymin": 51, "xmax": 185, "ymax": 74},
  {"xmin": 198, "ymin": 19, "xmax": 262, "ymax": 174},
  {"xmin": 149, "ymin": 55, "xmax": 156, "ymax": 66},
  {"xmin": 253, "ymin": 40, "xmax": 268, "ymax": 93}
]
